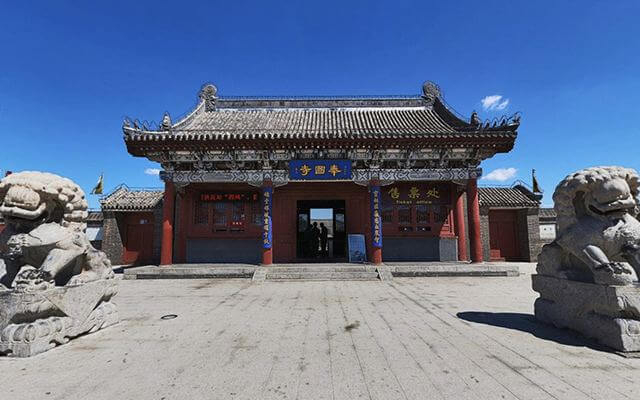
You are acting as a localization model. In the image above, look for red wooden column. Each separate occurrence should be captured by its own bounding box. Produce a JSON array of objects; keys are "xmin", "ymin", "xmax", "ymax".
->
[
  {"xmin": 369, "ymin": 183, "xmax": 383, "ymax": 265},
  {"xmin": 176, "ymin": 189, "xmax": 190, "ymax": 263},
  {"xmin": 160, "ymin": 180, "xmax": 175, "ymax": 266},
  {"xmin": 454, "ymin": 190, "xmax": 468, "ymax": 261},
  {"xmin": 467, "ymin": 178, "xmax": 483, "ymax": 263},
  {"xmin": 261, "ymin": 182, "xmax": 273, "ymax": 266}
]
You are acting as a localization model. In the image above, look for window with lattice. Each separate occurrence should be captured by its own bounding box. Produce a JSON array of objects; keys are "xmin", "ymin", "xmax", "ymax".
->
[{"xmin": 194, "ymin": 200, "xmax": 209, "ymax": 225}]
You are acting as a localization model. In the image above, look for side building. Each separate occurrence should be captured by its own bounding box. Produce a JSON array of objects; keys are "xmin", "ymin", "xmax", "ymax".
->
[
  {"xmin": 538, "ymin": 207, "xmax": 557, "ymax": 244},
  {"xmin": 478, "ymin": 184, "xmax": 542, "ymax": 262},
  {"xmin": 100, "ymin": 185, "xmax": 164, "ymax": 266}
]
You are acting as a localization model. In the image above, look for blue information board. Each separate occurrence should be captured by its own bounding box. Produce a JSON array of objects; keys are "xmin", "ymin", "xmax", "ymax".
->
[
  {"xmin": 348, "ymin": 234, "xmax": 367, "ymax": 263},
  {"xmin": 289, "ymin": 160, "xmax": 352, "ymax": 180}
]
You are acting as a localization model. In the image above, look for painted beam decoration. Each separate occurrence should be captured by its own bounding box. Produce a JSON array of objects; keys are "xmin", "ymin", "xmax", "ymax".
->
[
  {"xmin": 370, "ymin": 186, "xmax": 383, "ymax": 248},
  {"xmin": 160, "ymin": 167, "xmax": 481, "ymax": 183},
  {"xmin": 289, "ymin": 160, "xmax": 352, "ymax": 180},
  {"xmin": 262, "ymin": 187, "xmax": 273, "ymax": 249}
]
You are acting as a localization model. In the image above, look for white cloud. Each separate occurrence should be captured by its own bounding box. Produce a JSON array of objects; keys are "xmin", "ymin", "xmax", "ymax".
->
[
  {"xmin": 481, "ymin": 95, "xmax": 509, "ymax": 111},
  {"xmin": 144, "ymin": 168, "xmax": 161, "ymax": 176},
  {"xmin": 481, "ymin": 167, "xmax": 518, "ymax": 182}
]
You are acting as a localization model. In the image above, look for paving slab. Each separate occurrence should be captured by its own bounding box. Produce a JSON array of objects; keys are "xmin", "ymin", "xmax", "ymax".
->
[{"xmin": 4, "ymin": 263, "xmax": 639, "ymax": 399}]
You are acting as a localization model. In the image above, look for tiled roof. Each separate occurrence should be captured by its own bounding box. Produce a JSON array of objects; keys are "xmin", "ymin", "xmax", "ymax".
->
[
  {"xmin": 87, "ymin": 211, "xmax": 103, "ymax": 222},
  {"xmin": 479, "ymin": 186, "xmax": 540, "ymax": 208},
  {"xmin": 101, "ymin": 186, "xmax": 163, "ymax": 211},
  {"xmin": 123, "ymin": 83, "xmax": 519, "ymax": 144},
  {"xmin": 172, "ymin": 106, "xmax": 457, "ymax": 138},
  {"xmin": 539, "ymin": 207, "xmax": 557, "ymax": 219}
]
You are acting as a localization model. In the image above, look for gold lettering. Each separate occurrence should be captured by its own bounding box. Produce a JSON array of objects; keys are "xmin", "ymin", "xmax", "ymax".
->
[
  {"xmin": 329, "ymin": 164, "xmax": 342, "ymax": 176},
  {"xmin": 425, "ymin": 188, "xmax": 440, "ymax": 199},
  {"xmin": 299, "ymin": 164, "xmax": 311, "ymax": 176}
]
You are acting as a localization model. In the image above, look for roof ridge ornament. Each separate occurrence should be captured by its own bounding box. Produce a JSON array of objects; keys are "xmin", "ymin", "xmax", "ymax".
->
[
  {"xmin": 470, "ymin": 111, "xmax": 481, "ymax": 127},
  {"xmin": 421, "ymin": 81, "xmax": 441, "ymax": 106},
  {"xmin": 199, "ymin": 83, "xmax": 218, "ymax": 111},
  {"xmin": 161, "ymin": 112, "xmax": 172, "ymax": 130}
]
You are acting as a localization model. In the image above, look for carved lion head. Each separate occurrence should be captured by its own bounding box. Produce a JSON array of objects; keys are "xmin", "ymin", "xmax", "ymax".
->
[
  {"xmin": 553, "ymin": 166, "xmax": 640, "ymax": 231},
  {"xmin": 0, "ymin": 171, "xmax": 88, "ymax": 232}
]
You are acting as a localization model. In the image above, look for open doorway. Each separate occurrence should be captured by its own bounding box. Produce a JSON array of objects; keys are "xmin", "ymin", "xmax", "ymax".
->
[{"xmin": 296, "ymin": 200, "xmax": 346, "ymax": 261}]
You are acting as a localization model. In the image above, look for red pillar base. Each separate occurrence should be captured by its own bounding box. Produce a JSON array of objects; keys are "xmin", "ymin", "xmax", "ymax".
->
[
  {"xmin": 372, "ymin": 248, "xmax": 383, "ymax": 265},
  {"xmin": 262, "ymin": 248, "xmax": 273, "ymax": 266}
]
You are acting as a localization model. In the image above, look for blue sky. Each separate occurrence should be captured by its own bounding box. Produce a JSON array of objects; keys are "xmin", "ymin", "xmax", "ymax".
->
[{"xmin": 2, "ymin": 1, "xmax": 639, "ymax": 208}]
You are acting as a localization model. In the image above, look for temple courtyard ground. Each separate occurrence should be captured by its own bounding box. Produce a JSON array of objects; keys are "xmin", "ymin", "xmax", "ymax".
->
[{"xmin": 2, "ymin": 263, "xmax": 639, "ymax": 400}]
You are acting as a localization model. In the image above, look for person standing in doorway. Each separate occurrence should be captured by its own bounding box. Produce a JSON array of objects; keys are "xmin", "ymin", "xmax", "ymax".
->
[
  {"xmin": 311, "ymin": 222, "xmax": 320, "ymax": 258},
  {"xmin": 320, "ymin": 222, "xmax": 329, "ymax": 257}
]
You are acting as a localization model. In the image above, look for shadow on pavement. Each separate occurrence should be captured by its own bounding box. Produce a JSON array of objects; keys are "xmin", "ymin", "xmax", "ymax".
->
[{"xmin": 457, "ymin": 311, "xmax": 610, "ymax": 351}]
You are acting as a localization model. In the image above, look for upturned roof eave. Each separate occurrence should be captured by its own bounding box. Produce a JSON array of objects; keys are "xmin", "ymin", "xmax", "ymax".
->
[{"xmin": 124, "ymin": 133, "xmax": 517, "ymax": 157}]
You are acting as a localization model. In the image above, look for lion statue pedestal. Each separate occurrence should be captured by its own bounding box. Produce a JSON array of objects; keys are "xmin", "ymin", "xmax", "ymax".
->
[
  {"xmin": 0, "ymin": 172, "xmax": 118, "ymax": 357},
  {"xmin": 533, "ymin": 166, "xmax": 640, "ymax": 352}
]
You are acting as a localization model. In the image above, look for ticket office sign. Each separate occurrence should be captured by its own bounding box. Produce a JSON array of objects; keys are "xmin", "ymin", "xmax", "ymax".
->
[
  {"xmin": 383, "ymin": 183, "xmax": 449, "ymax": 205},
  {"xmin": 289, "ymin": 160, "xmax": 352, "ymax": 180}
]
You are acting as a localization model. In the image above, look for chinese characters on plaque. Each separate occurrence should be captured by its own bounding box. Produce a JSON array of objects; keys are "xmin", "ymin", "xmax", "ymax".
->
[
  {"xmin": 262, "ymin": 187, "xmax": 273, "ymax": 249},
  {"xmin": 370, "ymin": 186, "xmax": 383, "ymax": 248},
  {"xmin": 384, "ymin": 183, "xmax": 448, "ymax": 205},
  {"xmin": 200, "ymin": 193, "xmax": 258, "ymax": 202},
  {"xmin": 289, "ymin": 160, "xmax": 352, "ymax": 180}
]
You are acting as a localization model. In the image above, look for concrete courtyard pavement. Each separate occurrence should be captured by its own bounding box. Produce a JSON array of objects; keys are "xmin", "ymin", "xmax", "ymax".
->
[{"xmin": 2, "ymin": 263, "xmax": 639, "ymax": 400}]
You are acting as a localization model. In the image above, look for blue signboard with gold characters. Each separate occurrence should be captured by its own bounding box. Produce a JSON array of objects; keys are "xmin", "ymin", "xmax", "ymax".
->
[
  {"xmin": 289, "ymin": 160, "xmax": 352, "ymax": 180},
  {"xmin": 262, "ymin": 187, "xmax": 273, "ymax": 249}
]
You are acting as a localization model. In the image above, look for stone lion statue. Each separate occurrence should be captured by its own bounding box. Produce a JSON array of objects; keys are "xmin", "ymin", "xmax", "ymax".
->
[
  {"xmin": 538, "ymin": 166, "xmax": 640, "ymax": 285},
  {"xmin": 0, "ymin": 171, "xmax": 114, "ymax": 290}
]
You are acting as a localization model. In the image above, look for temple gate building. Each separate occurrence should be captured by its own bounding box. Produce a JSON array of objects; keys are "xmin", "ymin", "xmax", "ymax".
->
[{"xmin": 121, "ymin": 82, "xmax": 520, "ymax": 265}]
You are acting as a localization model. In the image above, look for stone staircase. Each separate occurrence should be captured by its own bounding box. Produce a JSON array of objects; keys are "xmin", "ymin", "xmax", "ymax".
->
[{"xmin": 255, "ymin": 264, "xmax": 381, "ymax": 281}]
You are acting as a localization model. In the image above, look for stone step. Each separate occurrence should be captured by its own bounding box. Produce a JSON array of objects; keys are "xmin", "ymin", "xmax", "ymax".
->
[
  {"xmin": 265, "ymin": 266, "xmax": 376, "ymax": 273},
  {"xmin": 264, "ymin": 271, "xmax": 380, "ymax": 281}
]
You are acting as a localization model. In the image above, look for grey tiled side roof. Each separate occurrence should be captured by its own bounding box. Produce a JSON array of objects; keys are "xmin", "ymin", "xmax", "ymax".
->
[
  {"xmin": 478, "ymin": 187, "xmax": 540, "ymax": 208},
  {"xmin": 101, "ymin": 186, "xmax": 163, "ymax": 211},
  {"xmin": 539, "ymin": 207, "xmax": 557, "ymax": 219},
  {"xmin": 87, "ymin": 211, "xmax": 104, "ymax": 222}
]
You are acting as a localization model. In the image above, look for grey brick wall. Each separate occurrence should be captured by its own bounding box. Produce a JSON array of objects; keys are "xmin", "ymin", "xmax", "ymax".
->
[
  {"xmin": 525, "ymin": 208, "xmax": 541, "ymax": 262},
  {"xmin": 102, "ymin": 211, "xmax": 124, "ymax": 265},
  {"xmin": 479, "ymin": 207, "xmax": 491, "ymax": 262}
]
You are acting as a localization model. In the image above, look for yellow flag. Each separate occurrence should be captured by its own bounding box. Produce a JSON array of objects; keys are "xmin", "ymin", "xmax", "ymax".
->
[
  {"xmin": 532, "ymin": 169, "xmax": 541, "ymax": 193},
  {"xmin": 91, "ymin": 174, "xmax": 103, "ymax": 195}
]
